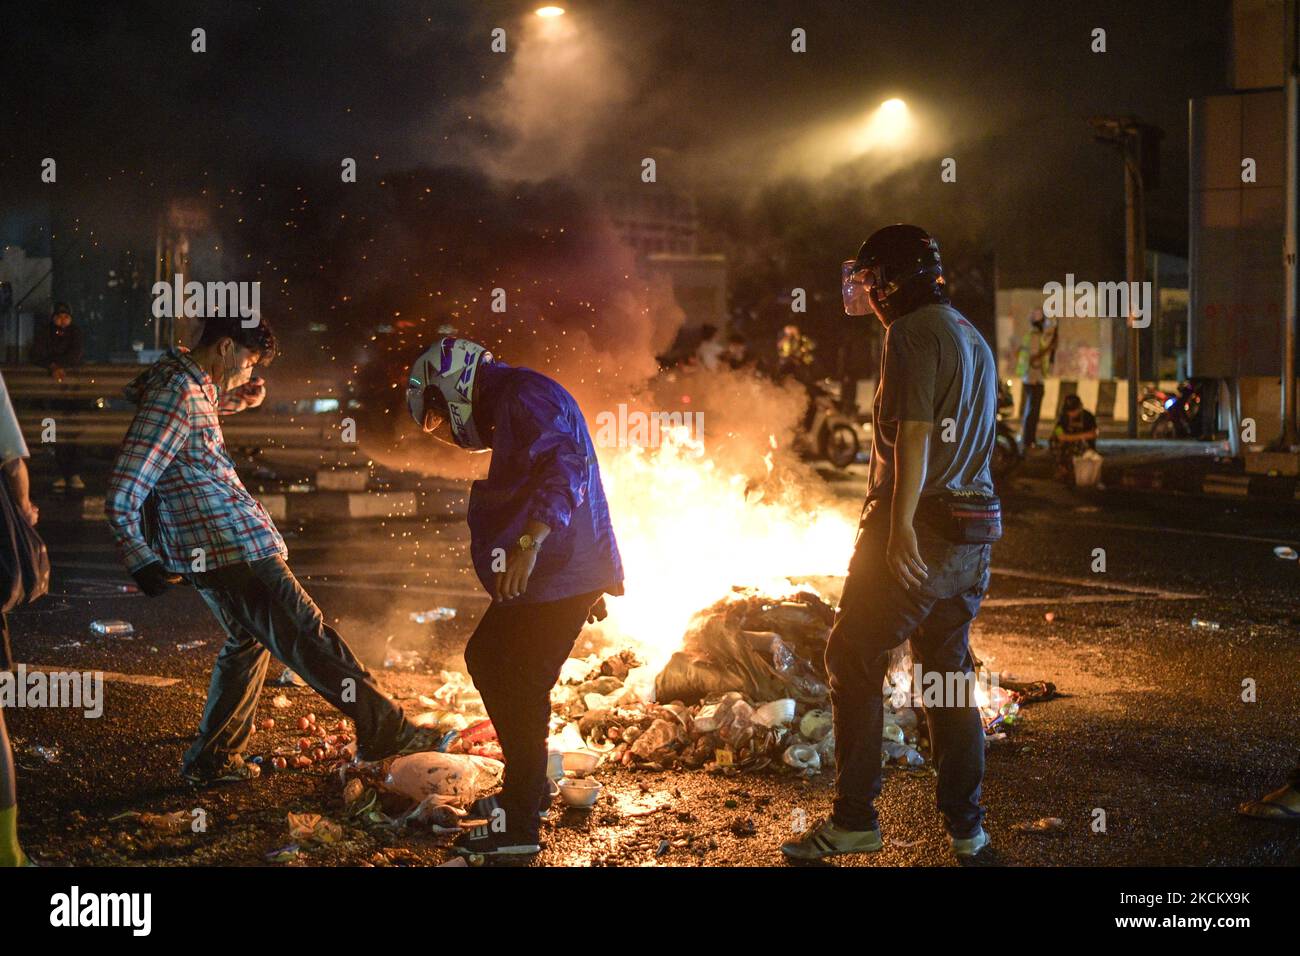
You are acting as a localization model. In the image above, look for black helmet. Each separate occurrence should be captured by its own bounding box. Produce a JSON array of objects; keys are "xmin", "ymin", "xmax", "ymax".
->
[{"xmin": 842, "ymin": 224, "xmax": 945, "ymax": 318}]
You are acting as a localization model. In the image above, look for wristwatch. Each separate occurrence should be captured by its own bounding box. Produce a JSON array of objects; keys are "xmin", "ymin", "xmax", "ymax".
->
[{"xmin": 517, "ymin": 533, "xmax": 542, "ymax": 552}]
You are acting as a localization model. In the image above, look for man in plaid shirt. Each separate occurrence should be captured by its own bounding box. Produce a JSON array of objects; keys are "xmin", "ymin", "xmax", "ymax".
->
[{"xmin": 106, "ymin": 316, "xmax": 439, "ymax": 786}]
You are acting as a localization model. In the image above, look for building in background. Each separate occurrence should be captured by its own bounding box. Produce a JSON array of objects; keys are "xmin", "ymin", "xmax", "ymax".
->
[
  {"xmin": 0, "ymin": 245, "xmax": 53, "ymax": 363},
  {"xmin": 1189, "ymin": 0, "xmax": 1290, "ymax": 451},
  {"xmin": 603, "ymin": 185, "xmax": 727, "ymax": 337}
]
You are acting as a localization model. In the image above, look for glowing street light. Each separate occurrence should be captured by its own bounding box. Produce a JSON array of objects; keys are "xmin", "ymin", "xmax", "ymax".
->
[
  {"xmin": 535, "ymin": 5, "xmax": 566, "ymax": 16},
  {"xmin": 852, "ymin": 97, "xmax": 915, "ymax": 153},
  {"xmin": 865, "ymin": 97, "xmax": 912, "ymax": 146}
]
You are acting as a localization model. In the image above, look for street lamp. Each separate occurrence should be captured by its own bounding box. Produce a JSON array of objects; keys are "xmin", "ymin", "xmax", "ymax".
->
[
  {"xmin": 853, "ymin": 98, "xmax": 912, "ymax": 152},
  {"xmin": 535, "ymin": 5, "xmax": 565, "ymax": 16}
]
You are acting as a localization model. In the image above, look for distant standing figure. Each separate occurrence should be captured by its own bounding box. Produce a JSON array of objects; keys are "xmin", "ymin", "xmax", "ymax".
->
[
  {"xmin": 1018, "ymin": 309, "xmax": 1055, "ymax": 451},
  {"xmin": 30, "ymin": 302, "xmax": 85, "ymax": 492}
]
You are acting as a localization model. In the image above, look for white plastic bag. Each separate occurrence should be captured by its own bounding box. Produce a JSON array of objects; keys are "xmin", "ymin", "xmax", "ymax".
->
[
  {"xmin": 384, "ymin": 752, "xmax": 504, "ymax": 807},
  {"xmin": 1073, "ymin": 450, "xmax": 1103, "ymax": 488}
]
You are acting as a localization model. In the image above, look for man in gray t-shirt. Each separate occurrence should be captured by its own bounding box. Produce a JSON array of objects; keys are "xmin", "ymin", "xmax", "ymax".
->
[
  {"xmin": 868, "ymin": 301, "xmax": 997, "ymax": 505},
  {"xmin": 782, "ymin": 225, "xmax": 996, "ymax": 864}
]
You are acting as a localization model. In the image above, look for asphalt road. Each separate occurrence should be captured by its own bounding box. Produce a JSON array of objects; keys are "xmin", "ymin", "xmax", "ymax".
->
[{"xmin": 5, "ymin": 461, "xmax": 1300, "ymax": 868}]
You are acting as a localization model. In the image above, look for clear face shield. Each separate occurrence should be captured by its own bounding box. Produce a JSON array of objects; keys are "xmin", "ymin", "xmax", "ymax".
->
[
  {"xmin": 842, "ymin": 259, "xmax": 877, "ymax": 317},
  {"xmin": 416, "ymin": 384, "xmax": 457, "ymax": 444}
]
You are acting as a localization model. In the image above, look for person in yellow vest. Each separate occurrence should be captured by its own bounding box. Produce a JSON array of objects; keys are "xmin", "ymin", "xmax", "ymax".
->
[{"xmin": 1017, "ymin": 310, "xmax": 1057, "ymax": 450}]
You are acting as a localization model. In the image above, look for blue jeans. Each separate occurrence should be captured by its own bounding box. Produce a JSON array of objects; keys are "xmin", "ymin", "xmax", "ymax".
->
[
  {"xmin": 826, "ymin": 503, "xmax": 991, "ymax": 837},
  {"xmin": 183, "ymin": 557, "xmax": 413, "ymax": 771},
  {"xmin": 1020, "ymin": 383, "xmax": 1045, "ymax": 447}
]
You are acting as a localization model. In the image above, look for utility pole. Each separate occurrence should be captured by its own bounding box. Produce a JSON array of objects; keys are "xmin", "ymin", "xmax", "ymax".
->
[
  {"xmin": 1123, "ymin": 133, "xmax": 1144, "ymax": 440},
  {"xmin": 1280, "ymin": 1, "xmax": 1300, "ymax": 449},
  {"xmin": 1091, "ymin": 116, "xmax": 1162, "ymax": 439}
]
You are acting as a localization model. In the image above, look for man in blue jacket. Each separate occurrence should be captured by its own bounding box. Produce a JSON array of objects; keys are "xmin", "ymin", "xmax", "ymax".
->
[{"xmin": 406, "ymin": 337, "xmax": 623, "ymax": 858}]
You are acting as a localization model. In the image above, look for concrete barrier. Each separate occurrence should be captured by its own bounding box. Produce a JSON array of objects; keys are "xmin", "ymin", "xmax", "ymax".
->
[{"xmin": 1004, "ymin": 378, "xmax": 1181, "ymax": 422}]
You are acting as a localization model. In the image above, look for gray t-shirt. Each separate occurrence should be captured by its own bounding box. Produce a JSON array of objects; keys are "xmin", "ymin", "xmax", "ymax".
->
[{"xmin": 867, "ymin": 302, "xmax": 997, "ymax": 504}]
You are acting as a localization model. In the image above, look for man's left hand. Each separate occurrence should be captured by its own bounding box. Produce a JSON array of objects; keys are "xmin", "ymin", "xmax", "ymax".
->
[
  {"xmin": 494, "ymin": 546, "xmax": 538, "ymax": 601},
  {"xmin": 586, "ymin": 595, "xmax": 608, "ymax": 624}
]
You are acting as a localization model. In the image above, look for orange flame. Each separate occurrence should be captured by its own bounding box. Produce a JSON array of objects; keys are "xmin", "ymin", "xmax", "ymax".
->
[{"xmin": 591, "ymin": 426, "xmax": 857, "ymax": 684}]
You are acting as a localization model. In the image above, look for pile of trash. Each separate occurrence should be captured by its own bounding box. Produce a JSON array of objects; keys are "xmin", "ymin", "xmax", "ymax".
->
[
  {"xmin": 541, "ymin": 590, "xmax": 841, "ymax": 773},
  {"xmin": 367, "ymin": 587, "xmax": 1058, "ymax": 812}
]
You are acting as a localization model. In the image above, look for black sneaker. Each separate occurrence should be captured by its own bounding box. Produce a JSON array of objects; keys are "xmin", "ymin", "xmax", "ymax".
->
[
  {"xmin": 452, "ymin": 821, "xmax": 541, "ymax": 859},
  {"xmin": 469, "ymin": 790, "xmax": 554, "ymax": 826},
  {"xmin": 182, "ymin": 754, "xmax": 261, "ymax": 787}
]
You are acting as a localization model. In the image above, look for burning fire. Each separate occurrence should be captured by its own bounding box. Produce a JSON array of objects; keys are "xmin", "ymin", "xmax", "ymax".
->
[
  {"xmin": 592, "ymin": 426, "xmax": 857, "ymax": 679},
  {"xmin": 588, "ymin": 425, "xmax": 1019, "ymax": 730}
]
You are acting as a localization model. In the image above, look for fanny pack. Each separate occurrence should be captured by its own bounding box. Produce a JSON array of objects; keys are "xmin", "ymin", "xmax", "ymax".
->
[{"xmin": 919, "ymin": 491, "xmax": 1003, "ymax": 545}]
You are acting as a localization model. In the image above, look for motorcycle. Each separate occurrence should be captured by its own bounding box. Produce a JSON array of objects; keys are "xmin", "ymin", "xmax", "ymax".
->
[
  {"xmin": 992, "ymin": 381, "xmax": 1023, "ymax": 482},
  {"xmin": 1145, "ymin": 380, "xmax": 1204, "ymax": 439},
  {"xmin": 796, "ymin": 379, "xmax": 863, "ymax": 470}
]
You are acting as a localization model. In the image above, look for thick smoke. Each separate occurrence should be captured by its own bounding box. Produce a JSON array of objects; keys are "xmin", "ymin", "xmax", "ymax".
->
[{"xmin": 468, "ymin": 11, "xmax": 632, "ymax": 184}]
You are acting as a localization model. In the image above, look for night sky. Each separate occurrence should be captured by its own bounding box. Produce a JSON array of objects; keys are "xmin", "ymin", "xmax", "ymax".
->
[{"xmin": 0, "ymin": 0, "xmax": 1230, "ymax": 386}]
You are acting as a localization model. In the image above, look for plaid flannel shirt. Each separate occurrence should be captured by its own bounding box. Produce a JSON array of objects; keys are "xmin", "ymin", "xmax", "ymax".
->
[{"xmin": 106, "ymin": 350, "xmax": 286, "ymax": 574}]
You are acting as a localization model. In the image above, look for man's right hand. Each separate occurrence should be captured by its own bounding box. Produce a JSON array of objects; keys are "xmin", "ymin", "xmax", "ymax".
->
[
  {"xmin": 132, "ymin": 561, "xmax": 182, "ymax": 597},
  {"xmin": 17, "ymin": 499, "xmax": 38, "ymax": 527},
  {"xmin": 886, "ymin": 522, "xmax": 929, "ymax": 590}
]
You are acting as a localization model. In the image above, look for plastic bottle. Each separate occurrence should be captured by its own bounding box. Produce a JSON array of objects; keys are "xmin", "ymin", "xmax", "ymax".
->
[{"xmin": 410, "ymin": 607, "xmax": 457, "ymax": 624}]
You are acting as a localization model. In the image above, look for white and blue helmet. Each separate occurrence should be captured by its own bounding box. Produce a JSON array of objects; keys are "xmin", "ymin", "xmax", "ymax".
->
[{"xmin": 406, "ymin": 337, "xmax": 494, "ymax": 450}]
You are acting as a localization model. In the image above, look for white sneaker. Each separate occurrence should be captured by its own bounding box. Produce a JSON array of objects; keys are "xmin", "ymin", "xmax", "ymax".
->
[
  {"xmin": 52, "ymin": 478, "xmax": 67, "ymax": 492},
  {"xmin": 951, "ymin": 826, "xmax": 990, "ymax": 858},
  {"xmin": 69, "ymin": 475, "xmax": 85, "ymax": 491}
]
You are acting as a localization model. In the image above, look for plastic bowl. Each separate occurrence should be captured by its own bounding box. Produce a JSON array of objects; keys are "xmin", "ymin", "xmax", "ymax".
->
[
  {"xmin": 562, "ymin": 750, "xmax": 601, "ymax": 775},
  {"xmin": 558, "ymin": 778, "xmax": 602, "ymax": 808}
]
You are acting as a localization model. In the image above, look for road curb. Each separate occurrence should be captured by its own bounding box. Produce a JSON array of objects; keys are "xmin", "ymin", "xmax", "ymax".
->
[
  {"xmin": 80, "ymin": 486, "xmax": 470, "ymax": 524},
  {"xmin": 1114, "ymin": 469, "xmax": 1300, "ymax": 501}
]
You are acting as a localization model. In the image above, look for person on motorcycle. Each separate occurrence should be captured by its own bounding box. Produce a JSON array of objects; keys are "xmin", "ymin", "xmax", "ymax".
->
[
  {"xmin": 776, "ymin": 324, "xmax": 816, "ymax": 383},
  {"xmin": 1049, "ymin": 394, "xmax": 1098, "ymax": 483}
]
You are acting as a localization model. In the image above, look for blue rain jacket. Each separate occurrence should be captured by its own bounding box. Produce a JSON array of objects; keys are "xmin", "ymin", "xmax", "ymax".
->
[{"xmin": 467, "ymin": 361, "xmax": 624, "ymax": 604}]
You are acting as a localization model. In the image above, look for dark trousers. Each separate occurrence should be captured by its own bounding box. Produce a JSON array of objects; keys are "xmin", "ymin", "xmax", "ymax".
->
[
  {"xmin": 39, "ymin": 397, "xmax": 84, "ymax": 481},
  {"xmin": 464, "ymin": 590, "xmax": 600, "ymax": 838},
  {"xmin": 183, "ymin": 556, "xmax": 410, "ymax": 771},
  {"xmin": 826, "ymin": 506, "xmax": 990, "ymax": 837},
  {"xmin": 1020, "ymin": 383, "xmax": 1045, "ymax": 447},
  {"xmin": 53, "ymin": 443, "xmax": 82, "ymax": 482}
]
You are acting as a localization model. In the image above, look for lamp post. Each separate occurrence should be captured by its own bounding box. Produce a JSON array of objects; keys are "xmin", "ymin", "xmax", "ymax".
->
[{"xmin": 1090, "ymin": 116, "xmax": 1162, "ymax": 439}]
